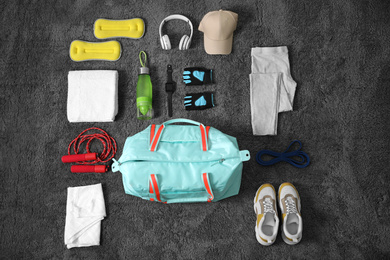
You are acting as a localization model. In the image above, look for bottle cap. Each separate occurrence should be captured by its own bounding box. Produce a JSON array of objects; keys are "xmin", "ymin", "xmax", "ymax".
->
[{"xmin": 138, "ymin": 67, "xmax": 150, "ymax": 74}]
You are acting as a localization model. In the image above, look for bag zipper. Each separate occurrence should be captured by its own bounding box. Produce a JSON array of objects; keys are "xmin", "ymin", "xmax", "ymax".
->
[{"xmin": 116, "ymin": 157, "xmax": 236, "ymax": 167}]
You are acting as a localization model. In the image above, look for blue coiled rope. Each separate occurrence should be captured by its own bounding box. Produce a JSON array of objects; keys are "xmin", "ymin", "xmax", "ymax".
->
[{"xmin": 256, "ymin": 140, "xmax": 310, "ymax": 168}]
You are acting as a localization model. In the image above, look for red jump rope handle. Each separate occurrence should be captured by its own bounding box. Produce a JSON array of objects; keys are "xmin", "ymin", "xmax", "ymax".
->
[
  {"xmin": 62, "ymin": 153, "xmax": 98, "ymax": 163},
  {"xmin": 71, "ymin": 165, "xmax": 108, "ymax": 173}
]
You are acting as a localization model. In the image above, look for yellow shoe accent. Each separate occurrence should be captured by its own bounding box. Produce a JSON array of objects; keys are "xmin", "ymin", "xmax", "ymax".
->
[
  {"xmin": 70, "ymin": 40, "xmax": 121, "ymax": 62},
  {"xmin": 259, "ymin": 236, "xmax": 268, "ymax": 243},
  {"xmin": 94, "ymin": 18, "xmax": 145, "ymax": 39},
  {"xmin": 256, "ymin": 214, "xmax": 263, "ymax": 227},
  {"xmin": 255, "ymin": 183, "xmax": 276, "ymax": 202}
]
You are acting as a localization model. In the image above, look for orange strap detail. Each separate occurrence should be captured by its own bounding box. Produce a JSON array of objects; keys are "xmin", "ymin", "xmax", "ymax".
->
[
  {"xmin": 150, "ymin": 125, "xmax": 164, "ymax": 152},
  {"xmin": 150, "ymin": 124, "xmax": 156, "ymax": 145},
  {"xmin": 206, "ymin": 126, "xmax": 210, "ymax": 140},
  {"xmin": 150, "ymin": 174, "xmax": 162, "ymax": 202},
  {"xmin": 199, "ymin": 125, "xmax": 207, "ymax": 151},
  {"xmin": 202, "ymin": 173, "xmax": 214, "ymax": 202}
]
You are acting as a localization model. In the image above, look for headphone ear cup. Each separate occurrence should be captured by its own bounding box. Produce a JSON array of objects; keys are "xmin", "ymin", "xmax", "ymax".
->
[
  {"xmin": 161, "ymin": 35, "xmax": 171, "ymax": 50},
  {"xmin": 160, "ymin": 36, "xmax": 165, "ymax": 50},
  {"xmin": 185, "ymin": 36, "xmax": 191, "ymax": 50},
  {"xmin": 179, "ymin": 35, "xmax": 189, "ymax": 50}
]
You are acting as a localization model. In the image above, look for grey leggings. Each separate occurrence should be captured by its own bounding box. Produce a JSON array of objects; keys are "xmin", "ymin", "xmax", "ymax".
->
[{"xmin": 250, "ymin": 46, "xmax": 296, "ymax": 135}]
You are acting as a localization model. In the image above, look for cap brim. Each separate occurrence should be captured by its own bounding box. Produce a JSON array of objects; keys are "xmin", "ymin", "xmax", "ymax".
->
[{"xmin": 203, "ymin": 34, "xmax": 233, "ymax": 55}]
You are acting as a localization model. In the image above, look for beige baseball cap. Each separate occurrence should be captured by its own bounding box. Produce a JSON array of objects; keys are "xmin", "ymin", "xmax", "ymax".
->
[{"xmin": 198, "ymin": 10, "xmax": 238, "ymax": 55}]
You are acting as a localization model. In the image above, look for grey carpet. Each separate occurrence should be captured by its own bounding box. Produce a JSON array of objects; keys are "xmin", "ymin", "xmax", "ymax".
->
[{"xmin": 1, "ymin": 0, "xmax": 390, "ymax": 259}]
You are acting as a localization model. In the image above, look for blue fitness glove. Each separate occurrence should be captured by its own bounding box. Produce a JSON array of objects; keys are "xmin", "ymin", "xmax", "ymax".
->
[
  {"xmin": 184, "ymin": 93, "xmax": 215, "ymax": 110},
  {"xmin": 182, "ymin": 67, "xmax": 213, "ymax": 86}
]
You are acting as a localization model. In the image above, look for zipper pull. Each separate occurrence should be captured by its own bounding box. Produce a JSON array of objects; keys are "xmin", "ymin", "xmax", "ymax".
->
[
  {"xmin": 211, "ymin": 159, "xmax": 225, "ymax": 167},
  {"xmin": 111, "ymin": 158, "xmax": 121, "ymax": 172}
]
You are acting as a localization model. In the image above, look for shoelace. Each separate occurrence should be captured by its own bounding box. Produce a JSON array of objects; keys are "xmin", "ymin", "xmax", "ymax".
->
[
  {"xmin": 285, "ymin": 197, "xmax": 298, "ymax": 214},
  {"xmin": 263, "ymin": 198, "xmax": 275, "ymax": 213}
]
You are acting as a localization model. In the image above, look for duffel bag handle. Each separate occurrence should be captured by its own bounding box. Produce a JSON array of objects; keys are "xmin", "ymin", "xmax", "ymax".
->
[
  {"xmin": 149, "ymin": 118, "xmax": 210, "ymax": 152},
  {"xmin": 148, "ymin": 173, "xmax": 214, "ymax": 203},
  {"xmin": 163, "ymin": 118, "xmax": 202, "ymax": 126}
]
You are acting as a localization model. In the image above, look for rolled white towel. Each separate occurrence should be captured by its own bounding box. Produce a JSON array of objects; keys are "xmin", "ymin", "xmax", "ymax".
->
[{"xmin": 64, "ymin": 183, "xmax": 106, "ymax": 249}]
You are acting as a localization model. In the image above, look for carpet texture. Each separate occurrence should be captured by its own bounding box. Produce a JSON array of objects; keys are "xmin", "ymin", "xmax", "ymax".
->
[{"xmin": 1, "ymin": 0, "xmax": 390, "ymax": 259}]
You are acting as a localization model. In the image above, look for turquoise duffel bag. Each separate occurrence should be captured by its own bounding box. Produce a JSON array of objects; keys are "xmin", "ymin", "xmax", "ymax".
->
[{"xmin": 112, "ymin": 119, "xmax": 250, "ymax": 203}]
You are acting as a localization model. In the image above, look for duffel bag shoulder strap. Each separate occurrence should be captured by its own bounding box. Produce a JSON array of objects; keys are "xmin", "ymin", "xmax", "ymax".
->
[{"xmin": 149, "ymin": 118, "xmax": 210, "ymax": 152}]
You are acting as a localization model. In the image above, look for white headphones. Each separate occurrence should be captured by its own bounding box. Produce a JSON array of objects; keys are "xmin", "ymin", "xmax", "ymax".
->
[{"xmin": 159, "ymin": 14, "xmax": 193, "ymax": 50}]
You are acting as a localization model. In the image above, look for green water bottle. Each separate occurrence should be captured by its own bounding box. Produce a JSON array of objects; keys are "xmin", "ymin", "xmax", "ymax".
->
[{"xmin": 137, "ymin": 51, "xmax": 153, "ymax": 120}]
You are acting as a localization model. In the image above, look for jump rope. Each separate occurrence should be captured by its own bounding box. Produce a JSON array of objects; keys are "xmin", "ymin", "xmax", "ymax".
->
[
  {"xmin": 256, "ymin": 140, "xmax": 310, "ymax": 168},
  {"xmin": 62, "ymin": 127, "xmax": 117, "ymax": 173}
]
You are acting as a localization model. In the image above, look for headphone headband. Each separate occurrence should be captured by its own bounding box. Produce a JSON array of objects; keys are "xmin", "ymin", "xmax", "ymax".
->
[{"xmin": 158, "ymin": 14, "xmax": 193, "ymax": 40}]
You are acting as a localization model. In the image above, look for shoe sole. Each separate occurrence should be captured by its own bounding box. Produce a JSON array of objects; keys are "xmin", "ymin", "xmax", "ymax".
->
[
  {"xmin": 255, "ymin": 228, "xmax": 274, "ymax": 246},
  {"xmin": 281, "ymin": 230, "xmax": 301, "ymax": 245}
]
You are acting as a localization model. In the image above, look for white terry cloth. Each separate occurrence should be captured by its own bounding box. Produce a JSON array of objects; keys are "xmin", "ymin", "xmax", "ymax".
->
[
  {"xmin": 64, "ymin": 183, "xmax": 106, "ymax": 249},
  {"xmin": 250, "ymin": 46, "xmax": 297, "ymax": 135},
  {"xmin": 67, "ymin": 70, "xmax": 118, "ymax": 122}
]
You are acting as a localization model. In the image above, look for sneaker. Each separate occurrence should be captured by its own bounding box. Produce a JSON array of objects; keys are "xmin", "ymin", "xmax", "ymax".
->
[
  {"xmin": 278, "ymin": 182, "xmax": 303, "ymax": 245},
  {"xmin": 254, "ymin": 184, "xmax": 279, "ymax": 246}
]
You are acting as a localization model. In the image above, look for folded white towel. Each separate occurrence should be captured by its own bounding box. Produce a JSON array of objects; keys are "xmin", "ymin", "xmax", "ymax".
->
[
  {"xmin": 64, "ymin": 183, "xmax": 106, "ymax": 249},
  {"xmin": 67, "ymin": 70, "xmax": 118, "ymax": 122}
]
